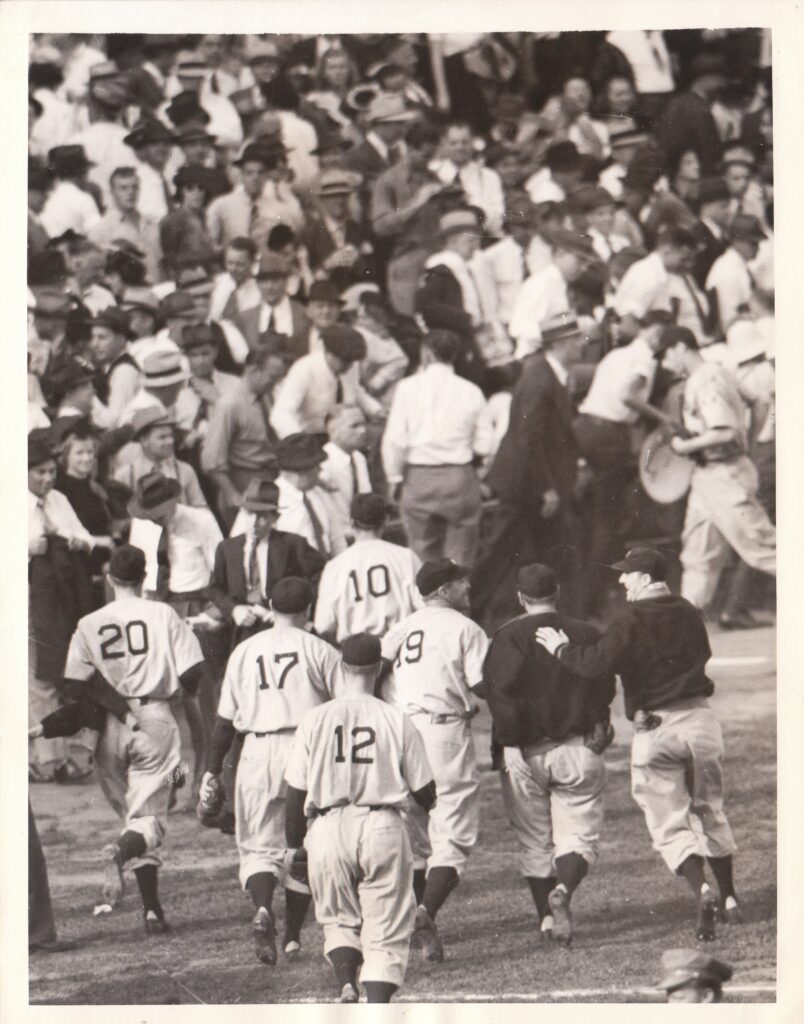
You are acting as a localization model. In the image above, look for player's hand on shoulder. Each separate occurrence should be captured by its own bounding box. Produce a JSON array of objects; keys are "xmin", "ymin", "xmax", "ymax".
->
[
  {"xmin": 534, "ymin": 626, "xmax": 568, "ymax": 655},
  {"xmin": 232, "ymin": 604, "xmax": 258, "ymax": 627}
]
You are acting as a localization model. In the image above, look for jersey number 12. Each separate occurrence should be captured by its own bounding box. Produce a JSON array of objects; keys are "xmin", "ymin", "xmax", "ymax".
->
[{"xmin": 334, "ymin": 725, "xmax": 376, "ymax": 764}]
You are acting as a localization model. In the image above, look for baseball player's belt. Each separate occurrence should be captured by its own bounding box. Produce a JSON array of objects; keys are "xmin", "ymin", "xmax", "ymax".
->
[
  {"xmin": 128, "ymin": 696, "xmax": 168, "ymax": 705},
  {"xmin": 314, "ymin": 804, "xmax": 397, "ymax": 817}
]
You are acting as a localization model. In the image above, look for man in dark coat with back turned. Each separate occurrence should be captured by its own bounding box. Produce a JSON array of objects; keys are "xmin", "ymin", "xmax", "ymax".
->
[{"xmin": 471, "ymin": 313, "xmax": 586, "ymax": 626}]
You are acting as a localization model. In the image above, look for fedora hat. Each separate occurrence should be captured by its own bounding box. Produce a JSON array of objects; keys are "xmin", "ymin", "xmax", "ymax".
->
[
  {"xmin": 124, "ymin": 119, "xmax": 177, "ymax": 149},
  {"xmin": 366, "ymin": 93, "xmax": 417, "ymax": 124},
  {"xmin": 307, "ymin": 280, "xmax": 343, "ymax": 305},
  {"xmin": 132, "ymin": 406, "xmax": 177, "ymax": 440},
  {"xmin": 28, "ymin": 431, "xmax": 57, "ymax": 469},
  {"xmin": 276, "ymin": 432, "xmax": 327, "ymax": 471},
  {"xmin": 141, "ymin": 348, "xmax": 187, "ymax": 387},
  {"xmin": 242, "ymin": 478, "xmax": 280, "ymax": 513},
  {"xmin": 48, "ymin": 360, "xmax": 96, "ymax": 401},
  {"xmin": 93, "ymin": 307, "xmax": 132, "ymax": 337},
  {"xmin": 540, "ymin": 312, "xmax": 583, "ymax": 345},
  {"xmin": 321, "ymin": 324, "xmax": 366, "ymax": 362},
  {"xmin": 257, "ymin": 252, "xmax": 292, "ymax": 279},
  {"xmin": 47, "ymin": 145, "xmax": 94, "ymax": 175},
  {"xmin": 127, "ymin": 471, "xmax": 181, "ymax": 519},
  {"xmin": 728, "ymin": 213, "xmax": 767, "ymax": 244},
  {"xmin": 166, "ymin": 91, "xmax": 211, "ymax": 128},
  {"xmin": 120, "ymin": 287, "xmax": 160, "ymax": 317},
  {"xmin": 315, "ymin": 170, "xmax": 357, "ymax": 197}
]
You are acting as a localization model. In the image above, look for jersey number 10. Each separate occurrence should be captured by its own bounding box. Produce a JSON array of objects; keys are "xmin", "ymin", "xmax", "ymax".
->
[
  {"xmin": 334, "ymin": 725, "xmax": 376, "ymax": 764},
  {"xmin": 348, "ymin": 564, "xmax": 390, "ymax": 602}
]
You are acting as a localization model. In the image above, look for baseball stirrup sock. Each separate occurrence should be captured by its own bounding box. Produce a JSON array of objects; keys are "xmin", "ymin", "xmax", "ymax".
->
[
  {"xmin": 364, "ymin": 981, "xmax": 397, "ymax": 1003},
  {"xmin": 413, "ymin": 869, "xmax": 427, "ymax": 904},
  {"xmin": 422, "ymin": 866, "xmax": 459, "ymax": 919},
  {"xmin": 329, "ymin": 946, "xmax": 362, "ymax": 988},
  {"xmin": 134, "ymin": 865, "xmax": 162, "ymax": 917},
  {"xmin": 706, "ymin": 855, "xmax": 736, "ymax": 900},
  {"xmin": 246, "ymin": 871, "xmax": 276, "ymax": 912},
  {"xmin": 284, "ymin": 889, "xmax": 310, "ymax": 944},
  {"xmin": 526, "ymin": 876, "xmax": 557, "ymax": 919},
  {"xmin": 555, "ymin": 852, "xmax": 588, "ymax": 895},
  {"xmin": 678, "ymin": 854, "xmax": 706, "ymax": 896}
]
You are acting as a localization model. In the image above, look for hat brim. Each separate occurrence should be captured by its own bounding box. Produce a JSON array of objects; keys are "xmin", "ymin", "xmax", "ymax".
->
[
  {"xmin": 370, "ymin": 112, "xmax": 418, "ymax": 124},
  {"xmin": 278, "ymin": 452, "xmax": 327, "ymax": 471},
  {"xmin": 143, "ymin": 369, "xmax": 188, "ymax": 387},
  {"xmin": 127, "ymin": 483, "xmax": 182, "ymax": 520},
  {"xmin": 243, "ymin": 500, "xmax": 280, "ymax": 513}
]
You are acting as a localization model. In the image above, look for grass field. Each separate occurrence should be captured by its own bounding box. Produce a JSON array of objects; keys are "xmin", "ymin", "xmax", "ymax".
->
[{"xmin": 29, "ymin": 624, "xmax": 776, "ymax": 1005}]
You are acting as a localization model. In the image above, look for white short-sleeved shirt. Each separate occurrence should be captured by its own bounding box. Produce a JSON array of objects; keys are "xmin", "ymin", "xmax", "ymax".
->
[
  {"xmin": 509, "ymin": 263, "xmax": 570, "ymax": 359},
  {"xmin": 683, "ymin": 362, "xmax": 748, "ymax": 454},
  {"xmin": 64, "ymin": 596, "xmax": 203, "ymax": 699},
  {"xmin": 706, "ymin": 247, "xmax": 754, "ymax": 333},
  {"xmin": 579, "ymin": 334, "xmax": 658, "ymax": 424},
  {"xmin": 381, "ymin": 606, "xmax": 489, "ymax": 717},
  {"xmin": 314, "ymin": 538, "xmax": 422, "ymax": 642},
  {"xmin": 285, "ymin": 693, "xmax": 434, "ymax": 815},
  {"xmin": 218, "ymin": 624, "xmax": 340, "ymax": 733},
  {"xmin": 612, "ymin": 251, "xmax": 671, "ymax": 320}
]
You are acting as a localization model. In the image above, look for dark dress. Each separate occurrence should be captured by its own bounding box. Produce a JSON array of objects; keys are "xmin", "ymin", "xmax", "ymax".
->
[{"xmin": 55, "ymin": 473, "xmax": 114, "ymax": 605}]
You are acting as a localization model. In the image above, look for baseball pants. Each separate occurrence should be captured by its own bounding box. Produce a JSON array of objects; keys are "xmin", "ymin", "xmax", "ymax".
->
[
  {"xmin": 680, "ymin": 456, "xmax": 776, "ymax": 609},
  {"xmin": 400, "ymin": 465, "xmax": 482, "ymax": 566},
  {"xmin": 501, "ymin": 736, "xmax": 607, "ymax": 877},
  {"xmin": 405, "ymin": 713, "xmax": 479, "ymax": 876},
  {"xmin": 306, "ymin": 805, "xmax": 415, "ymax": 988},
  {"xmin": 630, "ymin": 702, "xmax": 736, "ymax": 874},
  {"xmin": 94, "ymin": 699, "xmax": 181, "ymax": 870},
  {"xmin": 235, "ymin": 730, "xmax": 295, "ymax": 888}
]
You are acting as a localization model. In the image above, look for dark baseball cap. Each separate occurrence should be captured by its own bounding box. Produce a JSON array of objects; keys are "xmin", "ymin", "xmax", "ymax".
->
[
  {"xmin": 321, "ymin": 324, "xmax": 367, "ymax": 362},
  {"xmin": 341, "ymin": 633, "xmax": 382, "ymax": 667},
  {"xmin": 350, "ymin": 493, "xmax": 387, "ymax": 529},
  {"xmin": 658, "ymin": 948, "xmax": 733, "ymax": 993},
  {"xmin": 516, "ymin": 563, "xmax": 557, "ymax": 600},
  {"xmin": 416, "ymin": 558, "xmax": 470, "ymax": 597},
  {"xmin": 109, "ymin": 544, "xmax": 147, "ymax": 584},
  {"xmin": 611, "ymin": 546, "xmax": 668, "ymax": 581},
  {"xmin": 271, "ymin": 577, "xmax": 313, "ymax": 614}
]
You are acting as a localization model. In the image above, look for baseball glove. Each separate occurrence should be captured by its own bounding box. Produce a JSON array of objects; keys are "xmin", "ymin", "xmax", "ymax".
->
[
  {"xmin": 282, "ymin": 847, "xmax": 311, "ymax": 895},
  {"xmin": 196, "ymin": 774, "xmax": 226, "ymax": 827},
  {"xmin": 584, "ymin": 721, "xmax": 615, "ymax": 755}
]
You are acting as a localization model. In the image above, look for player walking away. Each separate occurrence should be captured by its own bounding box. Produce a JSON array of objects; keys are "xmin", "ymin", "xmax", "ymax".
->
[
  {"xmin": 657, "ymin": 948, "xmax": 733, "ymax": 1002},
  {"xmin": 62, "ymin": 545, "xmax": 209, "ymax": 935},
  {"xmin": 199, "ymin": 577, "xmax": 341, "ymax": 966},
  {"xmin": 482, "ymin": 564, "xmax": 616, "ymax": 945},
  {"xmin": 536, "ymin": 547, "xmax": 741, "ymax": 942},
  {"xmin": 380, "ymin": 558, "xmax": 488, "ymax": 962},
  {"xmin": 285, "ymin": 634, "xmax": 436, "ymax": 1004},
  {"xmin": 313, "ymin": 493, "xmax": 422, "ymax": 643}
]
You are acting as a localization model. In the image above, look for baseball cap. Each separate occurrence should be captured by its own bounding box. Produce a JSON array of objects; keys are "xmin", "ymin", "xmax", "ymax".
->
[
  {"xmin": 611, "ymin": 546, "xmax": 668, "ymax": 581},
  {"xmin": 658, "ymin": 948, "xmax": 733, "ymax": 993},
  {"xmin": 271, "ymin": 577, "xmax": 313, "ymax": 614},
  {"xmin": 321, "ymin": 324, "xmax": 367, "ymax": 362},
  {"xmin": 516, "ymin": 564, "xmax": 557, "ymax": 600},
  {"xmin": 109, "ymin": 544, "xmax": 147, "ymax": 584},
  {"xmin": 350, "ymin": 493, "xmax": 387, "ymax": 529},
  {"xmin": 341, "ymin": 633, "xmax": 382, "ymax": 668},
  {"xmin": 416, "ymin": 558, "xmax": 470, "ymax": 597}
]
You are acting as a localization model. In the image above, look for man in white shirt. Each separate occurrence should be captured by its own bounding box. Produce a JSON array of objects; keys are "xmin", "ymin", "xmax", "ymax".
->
[
  {"xmin": 525, "ymin": 140, "xmax": 583, "ymax": 205},
  {"xmin": 122, "ymin": 119, "xmax": 178, "ymax": 223},
  {"xmin": 605, "ymin": 30, "xmax": 674, "ymax": 126},
  {"xmin": 706, "ymin": 214, "xmax": 766, "ymax": 338},
  {"xmin": 40, "ymin": 145, "xmax": 102, "ymax": 238},
  {"xmin": 209, "ymin": 238, "xmax": 262, "ymax": 323},
  {"xmin": 88, "ymin": 307, "xmax": 142, "ymax": 427},
  {"xmin": 576, "ymin": 186, "xmax": 630, "ymax": 263},
  {"xmin": 431, "ymin": 122, "xmax": 505, "ymax": 234},
  {"xmin": 88, "ymin": 167, "xmax": 162, "ymax": 286},
  {"xmin": 509, "ymin": 229, "xmax": 596, "ymax": 359},
  {"xmin": 271, "ymin": 433, "xmax": 347, "ymax": 558},
  {"xmin": 318, "ymin": 405, "xmax": 373, "ymax": 535},
  {"xmin": 382, "ymin": 329, "xmax": 492, "ymax": 566},
  {"xmin": 270, "ymin": 324, "xmax": 382, "ymax": 438}
]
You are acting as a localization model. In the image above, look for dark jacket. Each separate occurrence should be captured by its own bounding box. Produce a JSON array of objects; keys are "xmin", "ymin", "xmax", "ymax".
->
[
  {"xmin": 301, "ymin": 215, "xmax": 376, "ymax": 292},
  {"xmin": 231, "ymin": 299, "xmax": 310, "ymax": 361},
  {"xmin": 483, "ymin": 611, "xmax": 615, "ymax": 746},
  {"xmin": 558, "ymin": 593, "xmax": 714, "ymax": 719},
  {"xmin": 344, "ymin": 139, "xmax": 392, "ymax": 184},
  {"xmin": 691, "ymin": 220, "xmax": 727, "ymax": 290},
  {"xmin": 658, "ymin": 91, "xmax": 722, "ymax": 177},
  {"xmin": 486, "ymin": 352, "xmax": 578, "ymax": 507},
  {"xmin": 415, "ymin": 262, "xmax": 486, "ymax": 388}
]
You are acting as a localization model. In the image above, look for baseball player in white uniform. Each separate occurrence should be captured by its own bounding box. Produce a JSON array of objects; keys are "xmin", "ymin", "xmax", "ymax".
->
[
  {"xmin": 285, "ymin": 633, "xmax": 435, "ymax": 1004},
  {"xmin": 62, "ymin": 545, "xmax": 207, "ymax": 935},
  {"xmin": 200, "ymin": 577, "xmax": 341, "ymax": 965},
  {"xmin": 380, "ymin": 558, "xmax": 489, "ymax": 962},
  {"xmin": 314, "ymin": 493, "xmax": 422, "ymax": 643}
]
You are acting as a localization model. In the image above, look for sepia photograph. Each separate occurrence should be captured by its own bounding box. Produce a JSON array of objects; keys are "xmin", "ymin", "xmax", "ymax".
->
[{"xmin": 6, "ymin": 2, "xmax": 794, "ymax": 1011}]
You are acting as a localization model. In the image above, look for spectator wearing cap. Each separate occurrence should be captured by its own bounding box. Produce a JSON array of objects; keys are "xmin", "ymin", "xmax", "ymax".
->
[
  {"xmin": 345, "ymin": 92, "xmax": 417, "ymax": 188},
  {"xmin": 236, "ymin": 252, "xmax": 310, "ymax": 359},
  {"xmin": 382, "ymin": 329, "xmax": 493, "ymax": 566},
  {"xmin": 63, "ymin": 237, "xmax": 117, "ymax": 316},
  {"xmin": 271, "ymin": 323, "xmax": 382, "ymax": 438},
  {"xmin": 612, "ymin": 226, "xmax": 712, "ymax": 343},
  {"xmin": 431, "ymin": 121, "xmax": 505, "ymax": 235},
  {"xmin": 574, "ymin": 312, "xmax": 675, "ymax": 615},
  {"xmin": 691, "ymin": 177, "xmax": 731, "ymax": 288},
  {"xmin": 158, "ymin": 290, "xmax": 203, "ymax": 350},
  {"xmin": 122, "ymin": 118, "xmax": 178, "ymax": 220},
  {"xmin": 303, "ymin": 171, "xmax": 376, "ymax": 293},
  {"xmin": 40, "ymin": 146, "xmax": 102, "ymax": 239},
  {"xmin": 658, "ymin": 948, "xmax": 733, "ymax": 1003},
  {"xmin": 524, "ymin": 140, "xmax": 583, "ymax": 205},
  {"xmin": 118, "ymin": 343, "xmax": 186, "ymax": 427},
  {"xmin": 87, "ymin": 307, "xmax": 142, "ymax": 425},
  {"xmin": 114, "ymin": 407, "xmax": 208, "ymax": 510},
  {"xmin": 174, "ymin": 322, "xmax": 240, "ymax": 446},
  {"xmin": 88, "ymin": 167, "xmax": 162, "ymax": 285},
  {"xmin": 705, "ymin": 214, "xmax": 766, "ymax": 336},
  {"xmin": 575, "ymin": 186, "xmax": 630, "ymax": 263},
  {"xmin": 28, "ymin": 163, "xmax": 53, "ymax": 258},
  {"xmin": 473, "ymin": 314, "xmax": 587, "ymax": 625},
  {"xmin": 120, "ymin": 287, "xmax": 162, "ymax": 358},
  {"xmin": 208, "ymin": 477, "xmax": 326, "ymax": 649},
  {"xmin": 417, "ymin": 208, "xmax": 498, "ymax": 389},
  {"xmin": 159, "ymin": 166, "xmax": 218, "ymax": 274},
  {"xmin": 318, "ymin": 405, "xmax": 373, "ymax": 535},
  {"xmin": 657, "ymin": 53, "xmax": 727, "ymax": 177},
  {"xmin": 509, "ymin": 228, "xmax": 596, "ymax": 360},
  {"xmin": 209, "ymin": 237, "xmax": 261, "ymax": 323},
  {"xmin": 599, "ymin": 125, "xmax": 651, "ymax": 200},
  {"xmin": 162, "ymin": 51, "xmax": 243, "ymax": 151},
  {"xmin": 314, "ymin": 492, "xmax": 423, "ymax": 643},
  {"xmin": 28, "ymin": 431, "xmax": 95, "ymax": 785},
  {"xmin": 201, "ymin": 346, "xmax": 287, "ymax": 527},
  {"xmin": 371, "ymin": 122, "xmax": 448, "ymax": 317},
  {"xmin": 267, "ymin": 222, "xmax": 315, "ymax": 302}
]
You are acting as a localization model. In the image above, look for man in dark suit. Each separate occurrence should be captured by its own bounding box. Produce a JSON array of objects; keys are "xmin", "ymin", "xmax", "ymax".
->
[
  {"xmin": 207, "ymin": 477, "xmax": 326, "ymax": 654},
  {"xmin": 234, "ymin": 252, "xmax": 310, "ymax": 359},
  {"xmin": 302, "ymin": 170, "xmax": 376, "ymax": 293},
  {"xmin": 471, "ymin": 314, "xmax": 587, "ymax": 626},
  {"xmin": 657, "ymin": 53, "xmax": 727, "ymax": 177},
  {"xmin": 691, "ymin": 177, "xmax": 731, "ymax": 289},
  {"xmin": 346, "ymin": 93, "xmax": 417, "ymax": 210}
]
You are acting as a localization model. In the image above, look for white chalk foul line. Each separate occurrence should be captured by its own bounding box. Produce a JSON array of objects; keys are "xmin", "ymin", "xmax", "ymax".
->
[
  {"xmin": 710, "ymin": 656, "xmax": 771, "ymax": 667},
  {"xmin": 282, "ymin": 984, "xmax": 775, "ymax": 1003}
]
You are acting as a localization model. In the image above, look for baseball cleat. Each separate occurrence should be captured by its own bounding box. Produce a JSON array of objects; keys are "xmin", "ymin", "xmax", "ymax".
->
[
  {"xmin": 413, "ymin": 906, "xmax": 444, "ymax": 963},
  {"xmin": 144, "ymin": 909, "xmax": 171, "ymax": 935},
  {"xmin": 548, "ymin": 887, "xmax": 572, "ymax": 946},
  {"xmin": 252, "ymin": 907, "xmax": 277, "ymax": 966},
  {"xmin": 283, "ymin": 939, "xmax": 301, "ymax": 961},
  {"xmin": 99, "ymin": 843, "xmax": 124, "ymax": 909},
  {"xmin": 339, "ymin": 982, "xmax": 359, "ymax": 1004},
  {"xmin": 696, "ymin": 890, "xmax": 718, "ymax": 942},
  {"xmin": 722, "ymin": 895, "xmax": 743, "ymax": 924},
  {"xmin": 540, "ymin": 914, "xmax": 555, "ymax": 941}
]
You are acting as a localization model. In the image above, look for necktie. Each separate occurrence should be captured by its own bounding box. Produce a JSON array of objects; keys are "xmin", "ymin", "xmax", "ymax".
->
[
  {"xmin": 302, "ymin": 493, "xmax": 327, "ymax": 554},
  {"xmin": 155, "ymin": 526, "xmax": 171, "ymax": 601},
  {"xmin": 682, "ymin": 273, "xmax": 712, "ymax": 335},
  {"xmin": 263, "ymin": 306, "xmax": 272, "ymax": 333},
  {"xmin": 646, "ymin": 31, "xmax": 666, "ymax": 71},
  {"xmin": 257, "ymin": 395, "xmax": 277, "ymax": 445},
  {"xmin": 335, "ymin": 376, "xmax": 344, "ymax": 404},
  {"xmin": 249, "ymin": 201, "xmax": 260, "ymax": 237},
  {"xmin": 246, "ymin": 536, "xmax": 262, "ymax": 604},
  {"xmin": 37, "ymin": 499, "xmax": 56, "ymax": 536},
  {"xmin": 349, "ymin": 453, "xmax": 360, "ymax": 497}
]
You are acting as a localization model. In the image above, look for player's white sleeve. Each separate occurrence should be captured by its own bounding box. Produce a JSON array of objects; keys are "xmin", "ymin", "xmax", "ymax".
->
[
  {"xmin": 217, "ymin": 644, "xmax": 242, "ymax": 720},
  {"xmin": 381, "ymin": 620, "xmax": 405, "ymax": 664},
  {"xmin": 317, "ymin": 642, "xmax": 342, "ymax": 699},
  {"xmin": 284, "ymin": 716, "xmax": 311, "ymax": 791},
  {"xmin": 313, "ymin": 563, "xmax": 338, "ymax": 639},
  {"xmin": 462, "ymin": 621, "xmax": 490, "ymax": 690},
  {"xmin": 168, "ymin": 607, "xmax": 205, "ymax": 677},
  {"xmin": 407, "ymin": 550, "xmax": 424, "ymax": 613},
  {"xmin": 63, "ymin": 623, "xmax": 97, "ymax": 681},
  {"xmin": 400, "ymin": 714, "xmax": 435, "ymax": 794}
]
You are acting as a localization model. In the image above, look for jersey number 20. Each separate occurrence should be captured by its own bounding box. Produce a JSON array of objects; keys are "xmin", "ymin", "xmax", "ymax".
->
[
  {"xmin": 98, "ymin": 621, "xmax": 149, "ymax": 660},
  {"xmin": 334, "ymin": 725, "xmax": 376, "ymax": 764}
]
